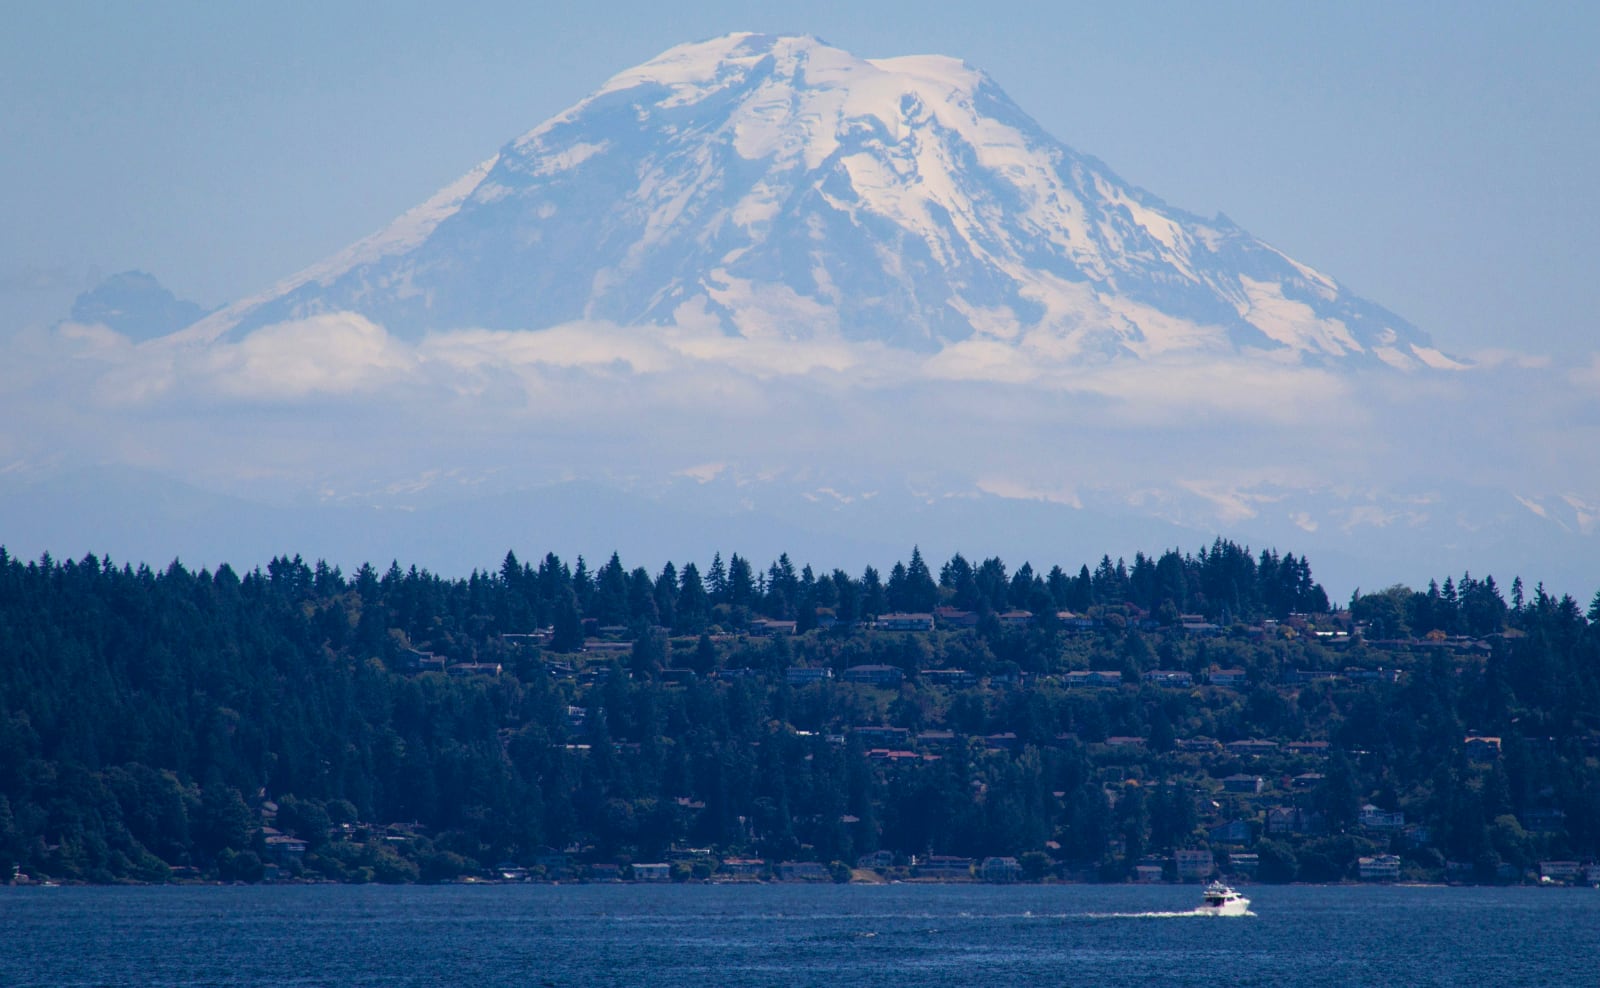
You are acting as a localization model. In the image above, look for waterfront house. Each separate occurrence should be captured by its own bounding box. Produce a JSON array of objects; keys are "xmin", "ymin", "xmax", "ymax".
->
[
  {"xmin": 1135, "ymin": 863, "xmax": 1164, "ymax": 883},
  {"xmin": 1174, "ymin": 849, "xmax": 1215, "ymax": 881},
  {"xmin": 980, "ymin": 856, "xmax": 1023, "ymax": 883},
  {"xmin": 776, "ymin": 861, "xmax": 833, "ymax": 881},
  {"xmin": 1226, "ymin": 852, "xmax": 1260, "ymax": 877},
  {"xmin": 717, "ymin": 858, "xmax": 767, "ymax": 880},
  {"xmin": 534, "ymin": 847, "xmax": 570, "ymax": 878},
  {"xmin": 587, "ymin": 863, "xmax": 623, "ymax": 882},
  {"xmin": 632, "ymin": 863, "xmax": 672, "ymax": 882},
  {"xmin": 264, "ymin": 834, "xmax": 307, "ymax": 865},
  {"xmin": 1539, "ymin": 861, "xmax": 1582, "ymax": 884},
  {"xmin": 916, "ymin": 855, "xmax": 974, "ymax": 880},
  {"xmin": 1358, "ymin": 855, "xmax": 1402, "ymax": 881}
]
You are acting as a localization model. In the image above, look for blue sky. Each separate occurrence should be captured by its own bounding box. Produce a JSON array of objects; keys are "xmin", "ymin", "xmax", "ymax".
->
[
  {"xmin": 3, "ymin": 0, "xmax": 1597, "ymax": 357},
  {"xmin": 3, "ymin": 2, "xmax": 1599, "ymax": 597}
]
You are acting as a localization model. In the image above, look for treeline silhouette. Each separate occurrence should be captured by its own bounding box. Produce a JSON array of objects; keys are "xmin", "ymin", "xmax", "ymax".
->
[{"xmin": 0, "ymin": 541, "xmax": 1594, "ymax": 884}]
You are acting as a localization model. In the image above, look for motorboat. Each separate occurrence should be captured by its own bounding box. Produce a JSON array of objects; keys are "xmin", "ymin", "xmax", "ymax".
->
[{"xmin": 1197, "ymin": 880, "xmax": 1250, "ymax": 915}]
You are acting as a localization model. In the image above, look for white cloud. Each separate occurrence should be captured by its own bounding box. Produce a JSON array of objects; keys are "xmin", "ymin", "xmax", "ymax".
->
[
  {"xmin": 195, "ymin": 313, "xmax": 415, "ymax": 399},
  {"xmin": 676, "ymin": 462, "xmax": 727, "ymax": 483},
  {"xmin": 5, "ymin": 307, "xmax": 1600, "ymax": 582},
  {"xmin": 922, "ymin": 339, "xmax": 1039, "ymax": 384},
  {"xmin": 1052, "ymin": 353, "xmax": 1349, "ymax": 426}
]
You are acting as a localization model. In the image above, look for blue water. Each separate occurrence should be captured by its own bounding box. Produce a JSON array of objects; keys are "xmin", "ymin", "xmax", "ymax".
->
[{"xmin": 3, "ymin": 883, "xmax": 1596, "ymax": 986}]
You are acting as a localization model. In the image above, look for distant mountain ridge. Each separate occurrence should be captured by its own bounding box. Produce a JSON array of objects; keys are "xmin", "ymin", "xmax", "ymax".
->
[
  {"xmin": 71, "ymin": 270, "xmax": 210, "ymax": 342},
  {"xmin": 179, "ymin": 33, "xmax": 1455, "ymax": 370}
]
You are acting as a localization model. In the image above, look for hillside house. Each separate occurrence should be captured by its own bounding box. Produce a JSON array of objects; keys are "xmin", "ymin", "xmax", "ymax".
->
[
  {"xmin": 785, "ymin": 666, "xmax": 834, "ymax": 685},
  {"xmin": 1222, "ymin": 774, "xmax": 1264, "ymax": 794},
  {"xmin": 1143, "ymin": 669, "xmax": 1194, "ymax": 686},
  {"xmin": 1208, "ymin": 819, "xmax": 1254, "ymax": 844},
  {"xmin": 876, "ymin": 613, "xmax": 934, "ymax": 632},
  {"xmin": 1225, "ymin": 739, "xmax": 1279, "ymax": 757},
  {"xmin": 854, "ymin": 726, "xmax": 911, "ymax": 747},
  {"xmin": 1209, "ymin": 668, "xmax": 1249, "ymax": 687},
  {"xmin": 842, "ymin": 664, "xmax": 904, "ymax": 687},
  {"xmin": 749, "ymin": 619, "xmax": 797, "ymax": 636},
  {"xmin": 1266, "ymin": 807, "xmax": 1326, "ymax": 836},
  {"xmin": 1284, "ymin": 741, "xmax": 1331, "ymax": 757},
  {"xmin": 1065, "ymin": 670, "xmax": 1124, "ymax": 688},
  {"xmin": 923, "ymin": 668, "xmax": 979, "ymax": 689},
  {"xmin": 1359, "ymin": 804, "xmax": 1405, "ymax": 830},
  {"xmin": 997, "ymin": 610, "xmax": 1035, "ymax": 629},
  {"xmin": 934, "ymin": 606, "xmax": 979, "ymax": 629}
]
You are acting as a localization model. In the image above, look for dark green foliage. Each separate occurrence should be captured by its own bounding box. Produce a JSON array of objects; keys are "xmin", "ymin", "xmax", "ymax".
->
[{"xmin": 0, "ymin": 544, "xmax": 1593, "ymax": 885}]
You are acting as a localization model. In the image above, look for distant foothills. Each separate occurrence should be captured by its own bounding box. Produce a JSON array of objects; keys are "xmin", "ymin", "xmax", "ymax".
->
[{"xmin": 1, "ymin": 540, "xmax": 1597, "ymax": 888}]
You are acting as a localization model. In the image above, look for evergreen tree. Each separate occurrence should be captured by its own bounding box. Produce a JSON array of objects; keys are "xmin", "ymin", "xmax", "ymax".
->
[
  {"xmin": 904, "ymin": 547, "xmax": 939, "ymax": 612},
  {"xmin": 707, "ymin": 553, "xmax": 728, "ymax": 603}
]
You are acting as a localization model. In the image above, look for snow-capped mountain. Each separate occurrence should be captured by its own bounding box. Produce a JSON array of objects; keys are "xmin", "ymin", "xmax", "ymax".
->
[{"xmin": 183, "ymin": 33, "xmax": 1454, "ymax": 369}]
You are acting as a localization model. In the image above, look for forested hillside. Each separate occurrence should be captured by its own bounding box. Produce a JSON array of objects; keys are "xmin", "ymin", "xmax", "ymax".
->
[{"xmin": 0, "ymin": 542, "xmax": 1595, "ymax": 885}]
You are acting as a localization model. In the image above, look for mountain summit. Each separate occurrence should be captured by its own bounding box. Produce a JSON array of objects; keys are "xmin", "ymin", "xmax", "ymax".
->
[{"xmin": 187, "ymin": 33, "xmax": 1450, "ymax": 368}]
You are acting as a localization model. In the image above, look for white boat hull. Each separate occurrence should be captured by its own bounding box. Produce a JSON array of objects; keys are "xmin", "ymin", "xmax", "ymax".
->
[{"xmin": 1197, "ymin": 895, "xmax": 1251, "ymax": 916}]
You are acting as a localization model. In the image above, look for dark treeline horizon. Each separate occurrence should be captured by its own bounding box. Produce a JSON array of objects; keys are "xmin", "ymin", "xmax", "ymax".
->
[{"xmin": 1, "ymin": 537, "xmax": 1596, "ymax": 886}]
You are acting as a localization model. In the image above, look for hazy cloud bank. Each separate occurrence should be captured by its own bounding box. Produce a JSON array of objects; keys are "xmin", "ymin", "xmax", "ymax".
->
[{"xmin": 3, "ymin": 312, "xmax": 1597, "ymax": 593}]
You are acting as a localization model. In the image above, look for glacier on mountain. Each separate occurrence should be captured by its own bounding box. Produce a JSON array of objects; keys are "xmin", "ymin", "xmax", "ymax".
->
[{"xmin": 180, "ymin": 33, "xmax": 1443, "ymax": 370}]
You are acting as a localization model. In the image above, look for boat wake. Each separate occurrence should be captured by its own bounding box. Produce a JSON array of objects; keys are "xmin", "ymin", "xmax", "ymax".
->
[{"xmin": 1084, "ymin": 909, "xmax": 1256, "ymax": 919}]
